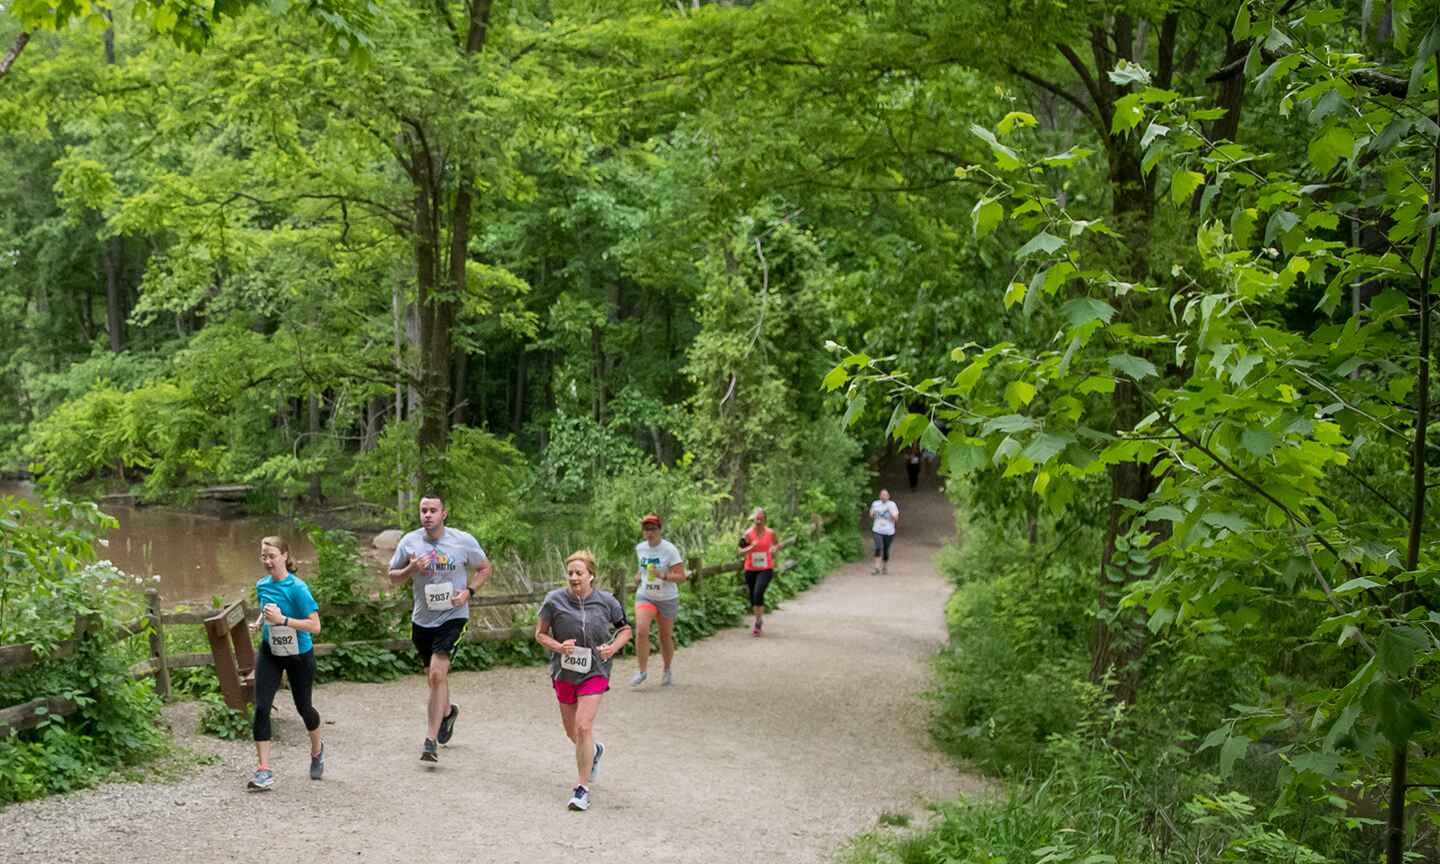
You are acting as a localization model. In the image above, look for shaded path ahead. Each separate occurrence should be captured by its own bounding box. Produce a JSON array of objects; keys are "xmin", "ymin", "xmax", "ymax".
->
[{"xmin": 1, "ymin": 477, "xmax": 982, "ymax": 863}]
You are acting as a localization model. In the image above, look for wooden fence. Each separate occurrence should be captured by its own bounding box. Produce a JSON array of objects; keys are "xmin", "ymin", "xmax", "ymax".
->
[{"xmin": 1, "ymin": 537, "xmax": 799, "ymax": 735}]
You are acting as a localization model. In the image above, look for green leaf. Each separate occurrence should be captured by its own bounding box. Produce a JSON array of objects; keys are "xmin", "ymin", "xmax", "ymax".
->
[
  {"xmin": 1015, "ymin": 231, "xmax": 1064, "ymax": 260},
  {"xmin": 1039, "ymin": 146, "xmax": 1094, "ymax": 167},
  {"xmin": 1170, "ymin": 170, "xmax": 1205, "ymax": 206},
  {"xmin": 822, "ymin": 365, "xmax": 849, "ymax": 392},
  {"xmin": 970, "ymin": 124, "xmax": 1022, "ymax": 171},
  {"xmin": 841, "ymin": 391, "xmax": 867, "ymax": 428},
  {"xmin": 996, "ymin": 111, "xmax": 1037, "ymax": 135},
  {"xmin": 1240, "ymin": 428, "xmax": 1276, "ymax": 457},
  {"xmin": 1003, "ymin": 281, "xmax": 1027, "ymax": 309},
  {"xmin": 1410, "ymin": 22, "xmax": 1440, "ymax": 98},
  {"xmin": 1379, "ymin": 626, "xmax": 1429, "ymax": 677},
  {"xmin": 1043, "ymin": 262, "xmax": 1077, "ymax": 295},
  {"xmin": 946, "ymin": 442, "xmax": 988, "ymax": 475},
  {"xmin": 971, "ymin": 197, "xmax": 1004, "ymax": 239},
  {"xmin": 980, "ymin": 414, "xmax": 1039, "ymax": 435},
  {"xmin": 1078, "ymin": 376, "xmax": 1116, "ymax": 395},
  {"xmin": 1022, "ymin": 432, "xmax": 1073, "ymax": 464},
  {"xmin": 1111, "ymin": 93, "xmax": 1145, "ymax": 134},
  {"xmin": 1107, "ymin": 354, "xmax": 1157, "ymax": 380},
  {"xmin": 1291, "ymin": 752, "xmax": 1340, "ymax": 777},
  {"xmin": 1219, "ymin": 734, "xmax": 1250, "ymax": 778},
  {"xmin": 954, "ymin": 360, "xmax": 987, "ymax": 395},
  {"xmin": 1233, "ymin": 1, "xmax": 1251, "ymax": 39},
  {"xmin": 1308, "ymin": 125, "xmax": 1354, "ymax": 174},
  {"xmin": 1061, "ymin": 297, "xmax": 1116, "ymax": 326},
  {"xmin": 1334, "ymin": 576, "xmax": 1382, "ymax": 594},
  {"xmin": 1107, "ymin": 60, "xmax": 1152, "ymax": 88},
  {"xmin": 1004, "ymin": 379, "xmax": 1036, "ymax": 409},
  {"xmin": 1139, "ymin": 122, "xmax": 1169, "ymax": 151}
]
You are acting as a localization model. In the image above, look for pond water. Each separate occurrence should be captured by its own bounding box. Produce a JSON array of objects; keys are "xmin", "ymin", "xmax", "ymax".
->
[{"xmin": 0, "ymin": 481, "xmax": 334, "ymax": 606}]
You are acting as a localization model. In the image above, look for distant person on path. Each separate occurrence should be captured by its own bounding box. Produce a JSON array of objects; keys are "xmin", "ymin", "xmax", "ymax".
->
[
  {"xmin": 869, "ymin": 490, "xmax": 900, "ymax": 575},
  {"xmin": 631, "ymin": 513, "xmax": 685, "ymax": 687},
  {"xmin": 534, "ymin": 550, "xmax": 632, "ymax": 811},
  {"xmin": 246, "ymin": 535, "xmax": 324, "ymax": 791},
  {"xmin": 739, "ymin": 507, "xmax": 783, "ymax": 636},
  {"xmin": 388, "ymin": 493, "xmax": 491, "ymax": 763},
  {"xmin": 905, "ymin": 444, "xmax": 923, "ymax": 491}
]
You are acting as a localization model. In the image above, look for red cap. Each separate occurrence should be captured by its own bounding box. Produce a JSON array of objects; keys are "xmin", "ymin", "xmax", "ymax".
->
[{"xmin": 641, "ymin": 513, "xmax": 662, "ymax": 528}]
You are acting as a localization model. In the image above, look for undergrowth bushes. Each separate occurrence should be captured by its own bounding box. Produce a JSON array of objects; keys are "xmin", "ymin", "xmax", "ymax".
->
[{"xmin": 849, "ymin": 506, "xmax": 1348, "ymax": 864}]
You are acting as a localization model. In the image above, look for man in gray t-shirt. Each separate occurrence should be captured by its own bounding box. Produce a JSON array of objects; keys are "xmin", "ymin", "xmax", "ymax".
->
[{"xmin": 387, "ymin": 494, "xmax": 491, "ymax": 762}]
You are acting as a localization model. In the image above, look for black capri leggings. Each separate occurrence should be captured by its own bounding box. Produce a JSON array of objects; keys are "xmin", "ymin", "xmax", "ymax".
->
[
  {"xmin": 872, "ymin": 532, "xmax": 895, "ymax": 561},
  {"xmin": 744, "ymin": 569, "xmax": 775, "ymax": 608},
  {"xmin": 252, "ymin": 644, "xmax": 320, "ymax": 742}
]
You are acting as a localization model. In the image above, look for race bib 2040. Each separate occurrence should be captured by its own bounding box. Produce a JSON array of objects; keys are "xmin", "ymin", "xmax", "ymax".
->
[
  {"xmin": 751, "ymin": 552, "xmax": 769, "ymax": 569},
  {"xmin": 560, "ymin": 646, "xmax": 592, "ymax": 674}
]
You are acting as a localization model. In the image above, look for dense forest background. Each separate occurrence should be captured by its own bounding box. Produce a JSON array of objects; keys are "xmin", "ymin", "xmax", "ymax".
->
[{"xmin": 9, "ymin": 0, "xmax": 1440, "ymax": 860}]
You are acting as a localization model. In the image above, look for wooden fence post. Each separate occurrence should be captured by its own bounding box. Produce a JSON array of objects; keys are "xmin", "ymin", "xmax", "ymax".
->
[
  {"xmin": 145, "ymin": 588, "xmax": 171, "ymax": 701},
  {"xmin": 203, "ymin": 601, "xmax": 254, "ymax": 712},
  {"xmin": 688, "ymin": 557, "xmax": 701, "ymax": 594}
]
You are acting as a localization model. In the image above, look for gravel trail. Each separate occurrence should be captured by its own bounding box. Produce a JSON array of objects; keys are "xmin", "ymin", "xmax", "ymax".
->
[{"xmin": 1, "ymin": 479, "xmax": 981, "ymax": 863}]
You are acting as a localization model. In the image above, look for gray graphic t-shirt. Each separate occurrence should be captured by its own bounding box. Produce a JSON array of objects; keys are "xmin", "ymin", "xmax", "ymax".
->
[
  {"xmin": 635, "ymin": 539, "xmax": 683, "ymax": 602},
  {"xmin": 390, "ymin": 527, "xmax": 488, "ymax": 627},
  {"xmin": 539, "ymin": 588, "xmax": 628, "ymax": 685}
]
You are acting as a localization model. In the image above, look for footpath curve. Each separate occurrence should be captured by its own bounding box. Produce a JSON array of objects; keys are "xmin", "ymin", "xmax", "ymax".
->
[{"xmin": 0, "ymin": 478, "xmax": 982, "ymax": 863}]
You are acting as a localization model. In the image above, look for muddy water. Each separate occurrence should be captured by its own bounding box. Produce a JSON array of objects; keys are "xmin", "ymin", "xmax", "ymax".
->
[{"xmin": 0, "ymin": 481, "xmax": 334, "ymax": 606}]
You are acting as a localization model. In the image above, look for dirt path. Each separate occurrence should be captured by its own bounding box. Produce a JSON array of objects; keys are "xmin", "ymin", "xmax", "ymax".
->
[{"xmin": 1, "ymin": 476, "xmax": 982, "ymax": 863}]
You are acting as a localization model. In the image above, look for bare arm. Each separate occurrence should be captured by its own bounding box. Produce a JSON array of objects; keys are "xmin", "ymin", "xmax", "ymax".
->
[
  {"xmin": 667, "ymin": 562, "xmax": 687, "ymax": 583},
  {"xmin": 471, "ymin": 558, "xmax": 492, "ymax": 592}
]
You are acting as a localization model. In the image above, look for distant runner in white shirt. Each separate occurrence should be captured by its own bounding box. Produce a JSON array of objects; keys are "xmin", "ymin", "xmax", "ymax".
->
[
  {"xmin": 630, "ymin": 513, "xmax": 685, "ymax": 688},
  {"xmin": 869, "ymin": 489, "xmax": 900, "ymax": 575}
]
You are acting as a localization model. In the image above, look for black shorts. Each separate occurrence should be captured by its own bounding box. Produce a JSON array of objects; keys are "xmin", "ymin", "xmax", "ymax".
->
[{"xmin": 412, "ymin": 618, "xmax": 467, "ymax": 667}]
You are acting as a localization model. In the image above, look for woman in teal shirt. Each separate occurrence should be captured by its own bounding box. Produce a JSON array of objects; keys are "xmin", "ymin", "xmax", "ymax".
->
[{"xmin": 246, "ymin": 535, "xmax": 325, "ymax": 791}]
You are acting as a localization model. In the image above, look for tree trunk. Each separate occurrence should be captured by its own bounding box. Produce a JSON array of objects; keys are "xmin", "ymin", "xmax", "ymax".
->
[{"xmin": 307, "ymin": 393, "xmax": 323, "ymax": 502}]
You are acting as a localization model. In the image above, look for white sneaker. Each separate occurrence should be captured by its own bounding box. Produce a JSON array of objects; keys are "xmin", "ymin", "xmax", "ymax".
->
[
  {"xmin": 629, "ymin": 671, "xmax": 647, "ymax": 687},
  {"xmin": 568, "ymin": 785, "xmax": 591, "ymax": 811},
  {"xmin": 661, "ymin": 668, "xmax": 673, "ymax": 687}
]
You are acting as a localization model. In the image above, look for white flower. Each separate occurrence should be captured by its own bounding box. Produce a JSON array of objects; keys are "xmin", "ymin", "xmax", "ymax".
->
[
  {"xmin": 97, "ymin": 538, "xmax": 109, "ymax": 548},
  {"xmin": 152, "ymin": 575, "xmax": 162, "ymax": 583}
]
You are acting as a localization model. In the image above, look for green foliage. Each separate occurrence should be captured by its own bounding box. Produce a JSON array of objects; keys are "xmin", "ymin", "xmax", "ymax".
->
[
  {"xmin": 196, "ymin": 694, "xmax": 250, "ymax": 740},
  {"xmin": 534, "ymin": 413, "xmax": 647, "ymax": 501},
  {"xmin": 0, "ymin": 496, "xmax": 166, "ymax": 803},
  {"xmin": 350, "ymin": 422, "xmax": 534, "ymax": 555}
]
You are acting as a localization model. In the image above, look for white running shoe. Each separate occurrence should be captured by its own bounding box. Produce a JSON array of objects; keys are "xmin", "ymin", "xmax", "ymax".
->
[
  {"xmin": 590, "ymin": 742, "xmax": 605, "ymax": 782},
  {"xmin": 661, "ymin": 668, "xmax": 673, "ymax": 687},
  {"xmin": 568, "ymin": 785, "xmax": 591, "ymax": 811},
  {"xmin": 629, "ymin": 671, "xmax": 647, "ymax": 687}
]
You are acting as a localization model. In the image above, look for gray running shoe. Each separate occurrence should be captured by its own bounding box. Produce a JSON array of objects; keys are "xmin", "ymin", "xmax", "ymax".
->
[
  {"xmin": 568, "ymin": 785, "xmax": 591, "ymax": 811},
  {"xmin": 438, "ymin": 704, "xmax": 459, "ymax": 745},
  {"xmin": 421, "ymin": 738, "xmax": 438, "ymax": 763},
  {"xmin": 629, "ymin": 671, "xmax": 647, "ymax": 687},
  {"xmin": 661, "ymin": 668, "xmax": 673, "ymax": 687},
  {"xmin": 309, "ymin": 742, "xmax": 325, "ymax": 780},
  {"xmin": 590, "ymin": 742, "xmax": 605, "ymax": 783},
  {"xmin": 247, "ymin": 768, "xmax": 274, "ymax": 791}
]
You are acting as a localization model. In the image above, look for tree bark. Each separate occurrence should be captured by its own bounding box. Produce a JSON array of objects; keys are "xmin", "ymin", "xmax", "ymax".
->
[{"xmin": 0, "ymin": 31, "xmax": 29, "ymax": 81}]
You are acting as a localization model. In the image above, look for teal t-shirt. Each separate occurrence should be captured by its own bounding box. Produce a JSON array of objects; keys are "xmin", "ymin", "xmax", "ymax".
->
[{"xmin": 255, "ymin": 573, "xmax": 319, "ymax": 654}]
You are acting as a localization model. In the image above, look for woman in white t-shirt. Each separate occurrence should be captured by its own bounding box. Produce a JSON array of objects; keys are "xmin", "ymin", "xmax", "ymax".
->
[{"xmin": 869, "ymin": 490, "xmax": 899, "ymax": 575}]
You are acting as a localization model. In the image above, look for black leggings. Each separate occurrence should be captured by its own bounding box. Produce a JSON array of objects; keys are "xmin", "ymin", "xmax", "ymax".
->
[
  {"xmin": 745, "ymin": 569, "xmax": 775, "ymax": 608},
  {"xmin": 872, "ymin": 532, "xmax": 894, "ymax": 561},
  {"xmin": 252, "ymin": 645, "xmax": 320, "ymax": 742}
]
